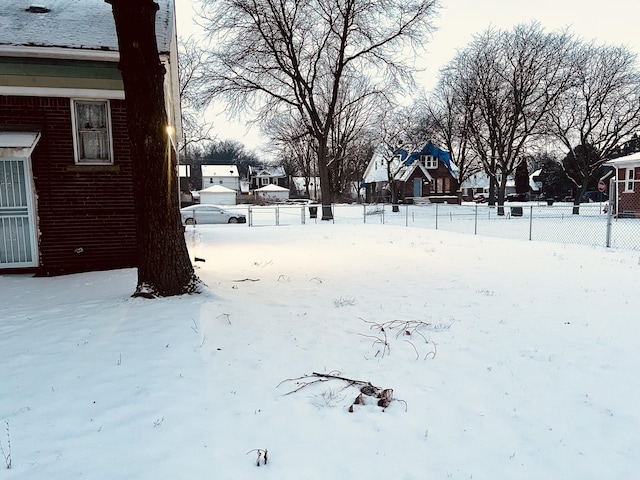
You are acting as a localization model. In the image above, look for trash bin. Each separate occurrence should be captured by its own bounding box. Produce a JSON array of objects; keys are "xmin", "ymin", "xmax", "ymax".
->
[
  {"xmin": 547, "ymin": 199, "xmax": 554, "ymax": 206},
  {"xmin": 510, "ymin": 206, "xmax": 523, "ymax": 217},
  {"xmin": 309, "ymin": 205, "xmax": 318, "ymax": 218}
]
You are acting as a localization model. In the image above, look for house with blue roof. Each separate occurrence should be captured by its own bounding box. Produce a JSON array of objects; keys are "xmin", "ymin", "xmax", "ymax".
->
[{"xmin": 363, "ymin": 141, "xmax": 460, "ymax": 203}]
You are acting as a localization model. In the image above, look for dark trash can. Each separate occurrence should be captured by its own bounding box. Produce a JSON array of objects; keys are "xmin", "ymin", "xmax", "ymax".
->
[
  {"xmin": 510, "ymin": 206, "xmax": 523, "ymax": 217},
  {"xmin": 547, "ymin": 199, "xmax": 554, "ymax": 206},
  {"xmin": 309, "ymin": 205, "xmax": 318, "ymax": 218}
]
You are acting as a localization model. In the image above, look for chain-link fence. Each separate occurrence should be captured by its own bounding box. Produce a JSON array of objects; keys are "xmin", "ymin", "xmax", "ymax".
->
[{"xmin": 216, "ymin": 200, "xmax": 640, "ymax": 251}]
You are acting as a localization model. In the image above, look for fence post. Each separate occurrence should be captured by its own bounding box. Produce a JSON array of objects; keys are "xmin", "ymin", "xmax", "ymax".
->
[
  {"xmin": 405, "ymin": 204, "xmax": 409, "ymax": 227},
  {"xmin": 248, "ymin": 205, "xmax": 253, "ymax": 227},
  {"xmin": 474, "ymin": 204, "xmax": 478, "ymax": 235},
  {"xmin": 275, "ymin": 206, "xmax": 279, "ymax": 226},
  {"xmin": 529, "ymin": 205, "xmax": 533, "ymax": 241},
  {"xmin": 363, "ymin": 204, "xmax": 367, "ymax": 224},
  {"xmin": 606, "ymin": 185, "xmax": 614, "ymax": 247},
  {"xmin": 301, "ymin": 206, "xmax": 305, "ymax": 225},
  {"xmin": 435, "ymin": 203, "xmax": 439, "ymax": 230}
]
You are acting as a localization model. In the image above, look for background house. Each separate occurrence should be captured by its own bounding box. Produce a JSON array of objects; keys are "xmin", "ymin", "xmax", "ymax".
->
[
  {"xmin": 254, "ymin": 184, "xmax": 290, "ymax": 203},
  {"xmin": 0, "ymin": 0, "xmax": 181, "ymax": 275},
  {"xmin": 604, "ymin": 152, "xmax": 640, "ymax": 217},
  {"xmin": 363, "ymin": 141, "xmax": 459, "ymax": 203},
  {"xmin": 201, "ymin": 164, "xmax": 240, "ymax": 192},
  {"xmin": 198, "ymin": 184, "xmax": 237, "ymax": 205},
  {"xmin": 248, "ymin": 165, "xmax": 287, "ymax": 190}
]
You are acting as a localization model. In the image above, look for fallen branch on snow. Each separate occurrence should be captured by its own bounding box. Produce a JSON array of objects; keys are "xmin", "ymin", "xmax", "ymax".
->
[{"xmin": 277, "ymin": 371, "xmax": 406, "ymax": 412}]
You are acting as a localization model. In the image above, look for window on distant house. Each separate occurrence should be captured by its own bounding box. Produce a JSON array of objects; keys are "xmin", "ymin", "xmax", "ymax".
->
[
  {"xmin": 260, "ymin": 177, "xmax": 269, "ymax": 186},
  {"xmin": 71, "ymin": 100, "xmax": 113, "ymax": 164},
  {"xmin": 422, "ymin": 155, "xmax": 437, "ymax": 169},
  {"xmin": 626, "ymin": 168, "xmax": 635, "ymax": 192}
]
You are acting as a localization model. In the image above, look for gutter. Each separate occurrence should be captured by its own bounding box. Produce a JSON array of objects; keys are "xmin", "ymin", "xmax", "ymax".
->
[{"xmin": 0, "ymin": 45, "xmax": 171, "ymax": 63}]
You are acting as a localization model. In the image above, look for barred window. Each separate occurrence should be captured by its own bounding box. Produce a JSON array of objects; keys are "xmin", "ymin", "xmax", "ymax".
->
[{"xmin": 71, "ymin": 100, "xmax": 113, "ymax": 164}]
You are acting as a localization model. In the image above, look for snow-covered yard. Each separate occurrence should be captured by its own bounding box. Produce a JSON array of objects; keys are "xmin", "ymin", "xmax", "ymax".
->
[{"xmin": 1, "ymin": 223, "xmax": 638, "ymax": 479}]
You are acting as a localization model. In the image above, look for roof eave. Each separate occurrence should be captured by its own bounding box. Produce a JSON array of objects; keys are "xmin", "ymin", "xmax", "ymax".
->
[{"xmin": 0, "ymin": 44, "xmax": 121, "ymax": 62}]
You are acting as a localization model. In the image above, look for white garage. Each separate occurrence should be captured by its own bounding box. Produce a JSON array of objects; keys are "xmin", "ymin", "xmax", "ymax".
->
[
  {"xmin": 199, "ymin": 185, "xmax": 237, "ymax": 205},
  {"xmin": 254, "ymin": 184, "xmax": 290, "ymax": 203}
]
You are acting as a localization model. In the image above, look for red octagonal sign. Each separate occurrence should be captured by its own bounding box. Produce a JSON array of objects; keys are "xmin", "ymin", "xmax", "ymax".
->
[{"xmin": 598, "ymin": 180, "xmax": 606, "ymax": 192}]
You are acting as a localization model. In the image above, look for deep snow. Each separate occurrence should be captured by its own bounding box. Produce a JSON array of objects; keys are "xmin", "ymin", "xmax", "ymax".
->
[{"xmin": 1, "ymin": 223, "xmax": 638, "ymax": 479}]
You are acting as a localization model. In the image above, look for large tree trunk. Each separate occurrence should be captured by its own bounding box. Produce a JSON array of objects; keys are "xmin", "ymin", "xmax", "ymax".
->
[
  {"xmin": 496, "ymin": 174, "xmax": 507, "ymax": 216},
  {"xmin": 316, "ymin": 139, "xmax": 334, "ymax": 220},
  {"xmin": 107, "ymin": 0, "xmax": 201, "ymax": 297}
]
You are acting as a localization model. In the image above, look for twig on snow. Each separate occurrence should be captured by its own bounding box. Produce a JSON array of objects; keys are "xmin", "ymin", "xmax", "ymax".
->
[{"xmin": 246, "ymin": 448, "xmax": 268, "ymax": 466}]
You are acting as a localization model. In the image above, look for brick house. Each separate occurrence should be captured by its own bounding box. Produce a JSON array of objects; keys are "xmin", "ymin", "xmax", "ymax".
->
[
  {"xmin": 363, "ymin": 141, "xmax": 459, "ymax": 203},
  {"xmin": 0, "ymin": 0, "xmax": 181, "ymax": 275},
  {"xmin": 604, "ymin": 152, "xmax": 640, "ymax": 218}
]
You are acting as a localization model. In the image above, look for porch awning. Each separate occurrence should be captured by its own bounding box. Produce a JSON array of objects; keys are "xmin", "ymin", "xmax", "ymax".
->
[{"xmin": 0, "ymin": 131, "xmax": 41, "ymax": 157}]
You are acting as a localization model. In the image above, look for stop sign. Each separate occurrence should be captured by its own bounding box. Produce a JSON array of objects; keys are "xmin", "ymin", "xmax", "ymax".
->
[{"xmin": 598, "ymin": 180, "xmax": 606, "ymax": 192}]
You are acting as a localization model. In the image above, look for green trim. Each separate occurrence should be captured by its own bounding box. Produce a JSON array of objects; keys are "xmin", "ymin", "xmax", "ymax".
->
[{"xmin": 0, "ymin": 57, "xmax": 123, "ymax": 90}]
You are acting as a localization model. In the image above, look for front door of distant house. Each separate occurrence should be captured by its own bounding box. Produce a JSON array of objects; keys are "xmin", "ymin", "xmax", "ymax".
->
[
  {"xmin": 0, "ymin": 132, "xmax": 40, "ymax": 269},
  {"xmin": 413, "ymin": 178, "xmax": 422, "ymax": 197}
]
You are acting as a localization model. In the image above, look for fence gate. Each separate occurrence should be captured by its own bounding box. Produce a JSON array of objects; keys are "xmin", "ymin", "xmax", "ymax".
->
[{"xmin": 1, "ymin": 132, "xmax": 40, "ymax": 269}]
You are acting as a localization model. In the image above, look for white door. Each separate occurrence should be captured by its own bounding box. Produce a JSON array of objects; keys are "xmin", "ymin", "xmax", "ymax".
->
[{"xmin": 1, "ymin": 133, "xmax": 39, "ymax": 269}]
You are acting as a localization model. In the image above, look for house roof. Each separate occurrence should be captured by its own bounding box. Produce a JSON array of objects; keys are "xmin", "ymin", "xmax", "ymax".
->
[
  {"xmin": 0, "ymin": 0, "xmax": 174, "ymax": 54},
  {"xmin": 363, "ymin": 144, "xmax": 399, "ymax": 183},
  {"xmin": 364, "ymin": 141, "xmax": 457, "ymax": 184},
  {"xmin": 395, "ymin": 162, "xmax": 433, "ymax": 183},
  {"xmin": 255, "ymin": 184, "xmax": 289, "ymax": 192},
  {"xmin": 404, "ymin": 141, "xmax": 458, "ymax": 176},
  {"xmin": 199, "ymin": 185, "xmax": 237, "ymax": 194},
  {"xmin": 604, "ymin": 152, "xmax": 640, "ymax": 168},
  {"xmin": 201, "ymin": 165, "xmax": 239, "ymax": 177},
  {"xmin": 249, "ymin": 165, "xmax": 285, "ymax": 177}
]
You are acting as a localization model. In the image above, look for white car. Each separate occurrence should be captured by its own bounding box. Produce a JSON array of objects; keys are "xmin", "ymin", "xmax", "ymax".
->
[{"xmin": 180, "ymin": 205, "xmax": 246, "ymax": 225}]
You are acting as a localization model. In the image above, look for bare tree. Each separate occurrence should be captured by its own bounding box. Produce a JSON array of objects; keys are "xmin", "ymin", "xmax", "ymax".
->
[
  {"xmin": 197, "ymin": 0, "xmax": 441, "ymax": 219},
  {"xmin": 327, "ymin": 78, "xmax": 381, "ymax": 200},
  {"xmin": 549, "ymin": 42, "xmax": 640, "ymax": 213},
  {"xmin": 265, "ymin": 115, "xmax": 319, "ymax": 198},
  {"xmin": 178, "ymin": 36, "xmax": 215, "ymax": 154},
  {"xmin": 442, "ymin": 23, "xmax": 575, "ymax": 213},
  {"xmin": 374, "ymin": 107, "xmax": 420, "ymax": 210},
  {"xmin": 106, "ymin": 0, "xmax": 201, "ymax": 297},
  {"xmin": 422, "ymin": 76, "xmax": 483, "ymax": 200}
]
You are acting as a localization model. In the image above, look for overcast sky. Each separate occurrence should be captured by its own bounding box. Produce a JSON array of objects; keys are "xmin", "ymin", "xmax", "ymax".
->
[{"xmin": 174, "ymin": 0, "xmax": 640, "ymax": 152}]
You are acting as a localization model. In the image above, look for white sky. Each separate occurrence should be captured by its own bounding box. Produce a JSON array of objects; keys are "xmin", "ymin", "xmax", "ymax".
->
[{"xmin": 174, "ymin": 0, "xmax": 640, "ymax": 153}]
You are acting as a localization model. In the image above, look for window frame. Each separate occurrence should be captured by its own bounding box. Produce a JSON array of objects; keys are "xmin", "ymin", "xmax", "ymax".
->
[
  {"xmin": 625, "ymin": 167, "xmax": 635, "ymax": 192},
  {"xmin": 422, "ymin": 154, "xmax": 438, "ymax": 169},
  {"xmin": 70, "ymin": 99, "xmax": 114, "ymax": 165}
]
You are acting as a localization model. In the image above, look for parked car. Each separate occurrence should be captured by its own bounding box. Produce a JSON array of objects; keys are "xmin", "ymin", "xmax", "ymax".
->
[
  {"xmin": 473, "ymin": 193, "xmax": 487, "ymax": 203},
  {"xmin": 581, "ymin": 191, "xmax": 609, "ymax": 203},
  {"xmin": 506, "ymin": 192, "xmax": 529, "ymax": 202},
  {"xmin": 180, "ymin": 205, "xmax": 246, "ymax": 225}
]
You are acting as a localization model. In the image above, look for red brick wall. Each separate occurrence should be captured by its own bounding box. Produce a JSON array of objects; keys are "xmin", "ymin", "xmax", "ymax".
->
[
  {"xmin": 0, "ymin": 95, "xmax": 137, "ymax": 275},
  {"xmin": 397, "ymin": 163, "xmax": 460, "ymax": 199}
]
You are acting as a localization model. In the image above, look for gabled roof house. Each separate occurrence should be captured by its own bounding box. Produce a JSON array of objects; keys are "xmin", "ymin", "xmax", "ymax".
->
[
  {"xmin": 363, "ymin": 141, "xmax": 459, "ymax": 203},
  {"xmin": 0, "ymin": 0, "xmax": 181, "ymax": 275},
  {"xmin": 201, "ymin": 164, "xmax": 240, "ymax": 192},
  {"xmin": 248, "ymin": 165, "xmax": 287, "ymax": 190}
]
